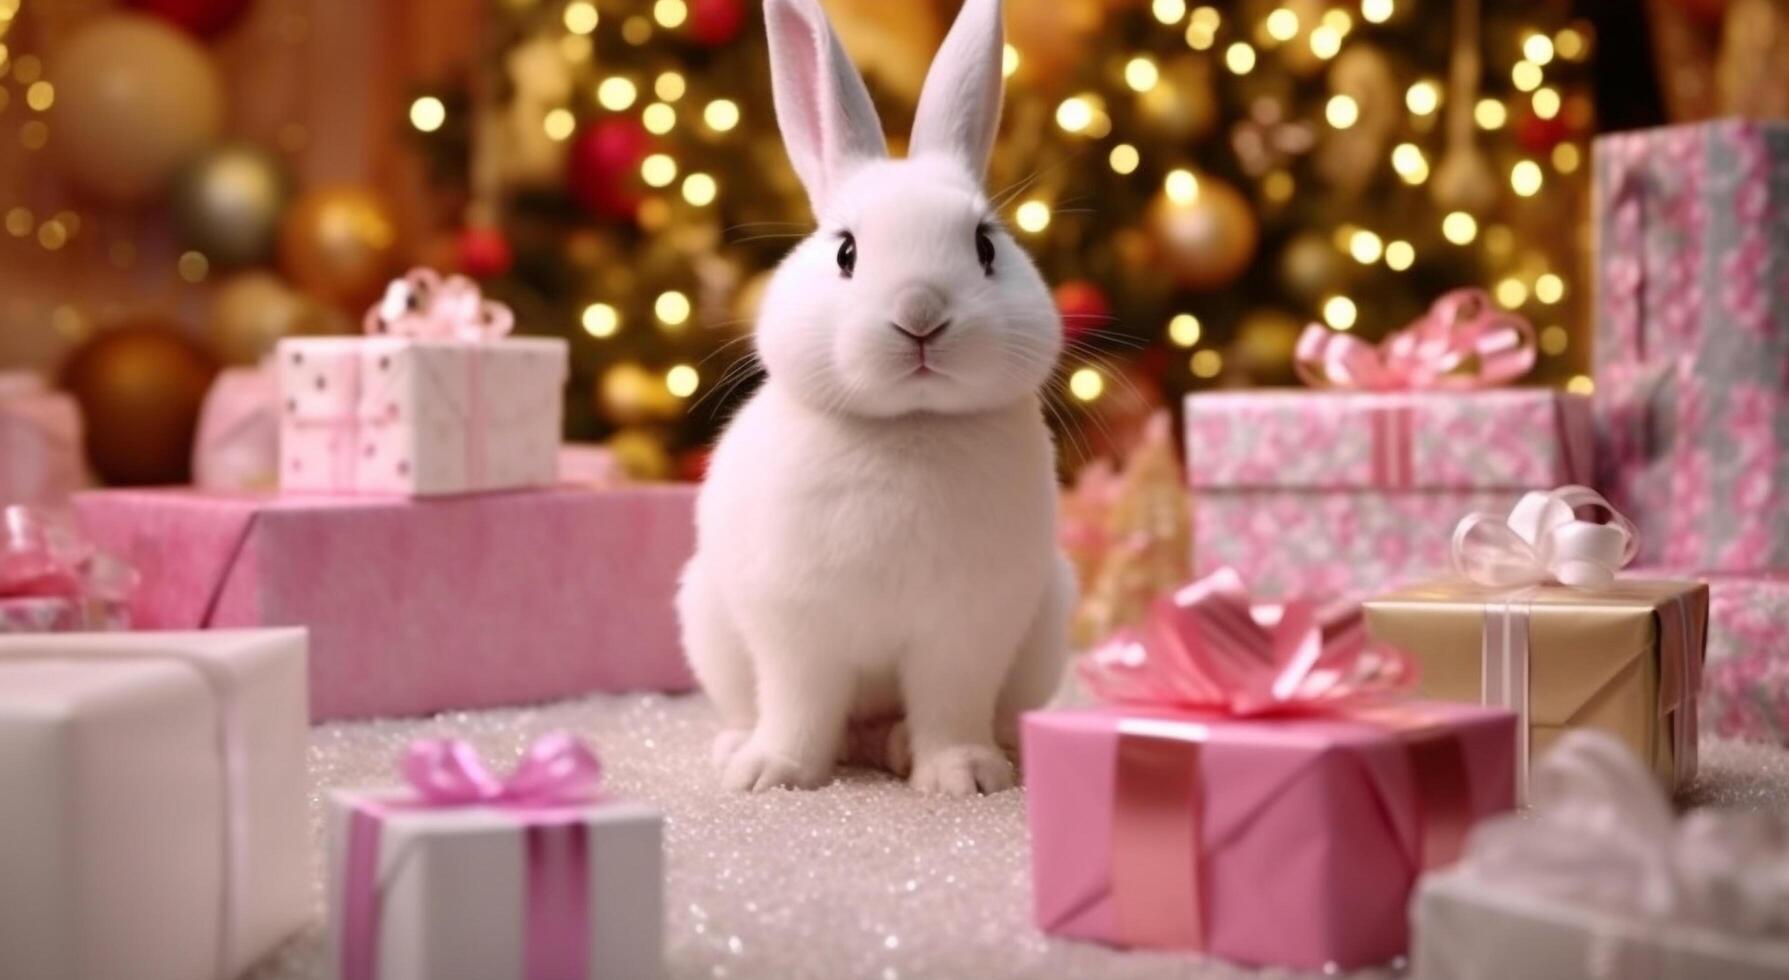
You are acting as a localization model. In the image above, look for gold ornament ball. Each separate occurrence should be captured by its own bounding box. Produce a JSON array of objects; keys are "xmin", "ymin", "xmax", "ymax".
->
[
  {"xmin": 278, "ymin": 185, "xmax": 400, "ymax": 310},
  {"xmin": 1007, "ymin": 0, "xmax": 1103, "ymax": 82},
  {"xmin": 1229, "ymin": 309, "xmax": 1305, "ymax": 385},
  {"xmin": 1279, "ymin": 231, "xmax": 1346, "ymax": 300},
  {"xmin": 599, "ymin": 362, "xmax": 681, "ymax": 425},
  {"xmin": 171, "ymin": 144, "xmax": 292, "ymax": 268},
  {"xmin": 1147, "ymin": 175, "xmax": 1259, "ymax": 291},
  {"xmin": 48, "ymin": 13, "xmax": 225, "ymax": 206},
  {"xmin": 208, "ymin": 271, "xmax": 325, "ymax": 366},
  {"xmin": 606, "ymin": 428, "xmax": 673, "ymax": 481},
  {"xmin": 1138, "ymin": 56, "xmax": 1217, "ymax": 140},
  {"xmin": 61, "ymin": 321, "xmax": 218, "ymax": 486}
]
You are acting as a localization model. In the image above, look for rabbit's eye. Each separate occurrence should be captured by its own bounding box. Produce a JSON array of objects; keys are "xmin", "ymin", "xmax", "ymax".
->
[
  {"xmin": 975, "ymin": 227, "xmax": 996, "ymax": 277},
  {"xmin": 836, "ymin": 233, "xmax": 857, "ymax": 279}
]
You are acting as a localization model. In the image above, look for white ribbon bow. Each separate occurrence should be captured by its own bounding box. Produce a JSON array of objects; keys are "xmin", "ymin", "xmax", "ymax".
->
[
  {"xmin": 1457, "ymin": 730, "xmax": 1789, "ymax": 939},
  {"xmin": 1452, "ymin": 485, "xmax": 1639, "ymax": 588}
]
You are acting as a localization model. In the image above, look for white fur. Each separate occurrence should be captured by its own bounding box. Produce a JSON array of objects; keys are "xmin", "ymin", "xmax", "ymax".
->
[{"xmin": 678, "ymin": 0, "xmax": 1072, "ymax": 795}]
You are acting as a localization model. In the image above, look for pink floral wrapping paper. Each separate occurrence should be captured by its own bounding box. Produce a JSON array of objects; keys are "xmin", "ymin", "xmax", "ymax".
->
[
  {"xmin": 1184, "ymin": 390, "xmax": 1592, "ymax": 598},
  {"xmin": 72, "ymin": 485, "xmax": 697, "ymax": 721},
  {"xmin": 0, "ymin": 373, "xmax": 86, "ymax": 509},
  {"xmin": 278, "ymin": 336, "xmax": 567, "ymax": 497},
  {"xmin": 1635, "ymin": 566, "xmax": 1789, "ymax": 747},
  {"xmin": 1594, "ymin": 121, "xmax": 1789, "ymax": 570}
]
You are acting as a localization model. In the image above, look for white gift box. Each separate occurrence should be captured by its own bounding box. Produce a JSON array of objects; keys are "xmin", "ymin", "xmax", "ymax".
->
[
  {"xmin": 278, "ymin": 335, "xmax": 568, "ymax": 497},
  {"xmin": 327, "ymin": 790, "xmax": 663, "ymax": 980},
  {"xmin": 0, "ymin": 628, "xmax": 311, "ymax": 980},
  {"xmin": 1413, "ymin": 872, "xmax": 1789, "ymax": 980}
]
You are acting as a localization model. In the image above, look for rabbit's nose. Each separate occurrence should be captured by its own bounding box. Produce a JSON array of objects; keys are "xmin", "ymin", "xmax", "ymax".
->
[{"xmin": 890, "ymin": 285, "xmax": 950, "ymax": 340}]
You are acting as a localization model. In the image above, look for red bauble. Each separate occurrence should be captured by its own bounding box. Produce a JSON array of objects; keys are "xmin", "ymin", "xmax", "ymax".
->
[
  {"xmin": 125, "ymin": 0, "xmax": 254, "ymax": 37},
  {"xmin": 567, "ymin": 118, "xmax": 654, "ymax": 222},
  {"xmin": 678, "ymin": 447, "xmax": 712, "ymax": 482},
  {"xmin": 688, "ymin": 0, "xmax": 748, "ymax": 47},
  {"xmin": 1516, "ymin": 110, "xmax": 1571, "ymax": 155},
  {"xmin": 455, "ymin": 226, "xmax": 513, "ymax": 279},
  {"xmin": 1054, "ymin": 279, "xmax": 1111, "ymax": 342}
]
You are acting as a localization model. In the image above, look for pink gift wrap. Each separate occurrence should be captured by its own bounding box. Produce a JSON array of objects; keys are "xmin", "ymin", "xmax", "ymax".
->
[
  {"xmin": 1023, "ymin": 703, "xmax": 1517, "ymax": 970},
  {"xmin": 194, "ymin": 364, "xmax": 280, "ymax": 491},
  {"xmin": 72, "ymin": 485, "xmax": 697, "ymax": 721},
  {"xmin": 1636, "ymin": 566, "xmax": 1789, "ymax": 747},
  {"xmin": 1184, "ymin": 390, "xmax": 1592, "ymax": 599},
  {"xmin": 0, "ymin": 372, "xmax": 86, "ymax": 508},
  {"xmin": 278, "ymin": 335, "xmax": 567, "ymax": 497},
  {"xmin": 1594, "ymin": 121, "xmax": 1789, "ymax": 569}
]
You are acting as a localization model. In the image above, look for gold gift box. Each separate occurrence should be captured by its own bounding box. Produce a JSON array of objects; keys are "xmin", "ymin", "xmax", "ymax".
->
[{"xmin": 1364, "ymin": 579, "xmax": 1707, "ymax": 791}]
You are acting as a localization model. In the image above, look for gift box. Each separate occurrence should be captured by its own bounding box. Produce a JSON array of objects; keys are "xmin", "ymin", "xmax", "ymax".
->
[
  {"xmin": 1185, "ymin": 387, "xmax": 1592, "ymax": 596},
  {"xmin": 0, "ymin": 628, "xmax": 310, "ymax": 980},
  {"xmin": 1636, "ymin": 567, "xmax": 1789, "ymax": 747},
  {"xmin": 1594, "ymin": 120, "xmax": 1789, "ymax": 569},
  {"xmin": 559, "ymin": 442, "xmax": 625, "ymax": 488},
  {"xmin": 0, "ymin": 504, "xmax": 137, "ymax": 634},
  {"xmin": 0, "ymin": 372, "xmax": 86, "ymax": 509},
  {"xmin": 73, "ymin": 485, "xmax": 697, "ymax": 720},
  {"xmin": 1364, "ymin": 578, "xmax": 1706, "ymax": 796},
  {"xmin": 194, "ymin": 363, "xmax": 280, "ymax": 491},
  {"xmin": 1411, "ymin": 730, "xmax": 1789, "ymax": 980},
  {"xmin": 1029, "ymin": 567, "xmax": 1518, "ymax": 970},
  {"xmin": 1025, "ymin": 702, "xmax": 1517, "ymax": 969},
  {"xmin": 327, "ymin": 736, "xmax": 663, "ymax": 980}
]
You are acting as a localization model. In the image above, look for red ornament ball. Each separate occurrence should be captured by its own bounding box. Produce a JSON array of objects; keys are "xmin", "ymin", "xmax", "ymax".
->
[
  {"xmin": 678, "ymin": 447, "xmax": 713, "ymax": 482},
  {"xmin": 1054, "ymin": 279, "xmax": 1111, "ymax": 342},
  {"xmin": 1516, "ymin": 111, "xmax": 1571, "ymax": 155},
  {"xmin": 125, "ymin": 0, "xmax": 254, "ymax": 37},
  {"xmin": 687, "ymin": 0, "xmax": 748, "ymax": 47},
  {"xmin": 455, "ymin": 226, "xmax": 513, "ymax": 279},
  {"xmin": 567, "ymin": 118, "xmax": 654, "ymax": 222}
]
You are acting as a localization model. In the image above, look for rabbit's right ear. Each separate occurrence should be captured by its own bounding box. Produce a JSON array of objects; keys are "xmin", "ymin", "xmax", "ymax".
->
[{"xmin": 765, "ymin": 0, "xmax": 887, "ymax": 213}]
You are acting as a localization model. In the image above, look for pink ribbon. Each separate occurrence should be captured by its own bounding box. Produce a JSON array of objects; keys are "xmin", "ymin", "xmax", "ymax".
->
[
  {"xmin": 364, "ymin": 268, "xmax": 515, "ymax": 341},
  {"xmin": 1078, "ymin": 567, "xmax": 1418, "ymax": 717},
  {"xmin": 341, "ymin": 734, "xmax": 602, "ymax": 980},
  {"xmin": 0, "ymin": 505, "xmax": 137, "ymax": 630},
  {"xmin": 1294, "ymin": 288, "xmax": 1536, "ymax": 391}
]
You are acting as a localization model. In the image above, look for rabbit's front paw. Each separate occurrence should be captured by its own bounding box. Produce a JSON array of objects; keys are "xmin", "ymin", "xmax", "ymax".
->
[
  {"xmin": 711, "ymin": 728, "xmax": 751, "ymax": 770},
  {"xmin": 721, "ymin": 738, "xmax": 831, "ymax": 792},
  {"xmin": 910, "ymin": 743, "xmax": 1015, "ymax": 796}
]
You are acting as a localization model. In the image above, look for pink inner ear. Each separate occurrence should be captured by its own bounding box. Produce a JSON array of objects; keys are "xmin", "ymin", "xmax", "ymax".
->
[{"xmin": 766, "ymin": 2, "xmax": 829, "ymax": 192}]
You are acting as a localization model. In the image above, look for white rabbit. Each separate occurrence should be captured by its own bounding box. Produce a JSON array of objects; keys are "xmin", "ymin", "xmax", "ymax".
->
[{"xmin": 677, "ymin": 0, "xmax": 1073, "ymax": 795}]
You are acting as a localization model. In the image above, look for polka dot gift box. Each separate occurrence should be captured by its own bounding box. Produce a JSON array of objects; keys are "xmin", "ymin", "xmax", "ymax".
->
[{"xmin": 278, "ymin": 269, "xmax": 567, "ymax": 498}]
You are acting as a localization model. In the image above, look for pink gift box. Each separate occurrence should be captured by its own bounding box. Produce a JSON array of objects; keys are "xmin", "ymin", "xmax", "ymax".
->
[
  {"xmin": 193, "ymin": 364, "xmax": 280, "ymax": 492},
  {"xmin": 278, "ymin": 335, "xmax": 567, "ymax": 497},
  {"xmin": 0, "ymin": 372, "xmax": 86, "ymax": 509},
  {"xmin": 72, "ymin": 485, "xmax": 696, "ymax": 720},
  {"xmin": 1185, "ymin": 389, "xmax": 1592, "ymax": 597},
  {"xmin": 1023, "ymin": 702, "xmax": 1517, "ymax": 970}
]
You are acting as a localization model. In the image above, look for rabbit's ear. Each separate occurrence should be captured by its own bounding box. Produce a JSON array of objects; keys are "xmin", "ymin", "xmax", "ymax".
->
[
  {"xmin": 765, "ymin": 0, "xmax": 887, "ymax": 211},
  {"xmin": 909, "ymin": 0, "xmax": 1003, "ymax": 180}
]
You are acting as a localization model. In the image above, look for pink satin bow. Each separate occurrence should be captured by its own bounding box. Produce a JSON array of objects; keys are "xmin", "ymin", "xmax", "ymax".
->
[
  {"xmin": 1295, "ymin": 288, "xmax": 1537, "ymax": 391},
  {"xmin": 1078, "ymin": 567, "xmax": 1417, "ymax": 716},
  {"xmin": 401, "ymin": 732, "xmax": 603, "ymax": 807},
  {"xmin": 363, "ymin": 268, "xmax": 516, "ymax": 341},
  {"xmin": 0, "ymin": 505, "xmax": 137, "ymax": 606}
]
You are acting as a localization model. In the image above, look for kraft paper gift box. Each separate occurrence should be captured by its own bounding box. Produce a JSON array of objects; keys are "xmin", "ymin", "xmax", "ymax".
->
[
  {"xmin": 1364, "ymin": 578, "xmax": 1707, "ymax": 796},
  {"xmin": 1185, "ymin": 387, "xmax": 1592, "ymax": 597},
  {"xmin": 327, "ymin": 736, "xmax": 662, "ymax": 980},
  {"xmin": 73, "ymin": 484, "xmax": 698, "ymax": 720},
  {"xmin": 0, "ymin": 628, "xmax": 310, "ymax": 980},
  {"xmin": 1024, "ymin": 703, "xmax": 1517, "ymax": 970},
  {"xmin": 1411, "ymin": 730, "xmax": 1789, "ymax": 980},
  {"xmin": 1028, "ymin": 567, "xmax": 1517, "ymax": 970},
  {"xmin": 1594, "ymin": 120, "xmax": 1789, "ymax": 570},
  {"xmin": 0, "ymin": 372, "xmax": 86, "ymax": 509},
  {"xmin": 194, "ymin": 362, "xmax": 281, "ymax": 491}
]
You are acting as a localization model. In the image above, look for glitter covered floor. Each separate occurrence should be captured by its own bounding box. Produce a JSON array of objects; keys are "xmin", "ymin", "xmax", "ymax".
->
[{"xmin": 249, "ymin": 693, "xmax": 1789, "ymax": 980}]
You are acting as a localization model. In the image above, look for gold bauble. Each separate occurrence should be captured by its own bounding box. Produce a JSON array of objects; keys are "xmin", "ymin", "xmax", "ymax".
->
[
  {"xmin": 207, "ymin": 271, "xmax": 343, "ymax": 366},
  {"xmin": 599, "ymin": 362, "xmax": 681, "ymax": 425},
  {"xmin": 61, "ymin": 321, "xmax": 218, "ymax": 485},
  {"xmin": 1138, "ymin": 56, "xmax": 1217, "ymax": 140},
  {"xmin": 1228, "ymin": 309, "xmax": 1305, "ymax": 386},
  {"xmin": 606, "ymin": 428, "xmax": 673, "ymax": 481},
  {"xmin": 1278, "ymin": 231, "xmax": 1346, "ymax": 300},
  {"xmin": 278, "ymin": 186, "xmax": 400, "ymax": 310},
  {"xmin": 48, "ymin": 13, "xmax": 225, "ymax": 205},
  {"xmin": 171, "ymin": 144, "xmax": 292, "ymax": 268},
  {"xmin": 1147, "ymin": 176, "xmax": 1259, "ymax": 291},
  {"xmin": 1007, "ymin": 0, "xmax": 1104, "ymax": 83}
]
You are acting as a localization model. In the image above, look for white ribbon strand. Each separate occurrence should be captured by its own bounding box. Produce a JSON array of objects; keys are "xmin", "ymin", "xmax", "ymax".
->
[{"xmin": 1452, "ymin": 485, "xmax": 1639, "ymax": 588}]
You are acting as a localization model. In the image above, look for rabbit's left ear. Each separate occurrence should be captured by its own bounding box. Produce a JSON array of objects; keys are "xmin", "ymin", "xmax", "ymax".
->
[{"xmin": 909, "ymin": 0, "xmax": 1003, "ymax": 180}]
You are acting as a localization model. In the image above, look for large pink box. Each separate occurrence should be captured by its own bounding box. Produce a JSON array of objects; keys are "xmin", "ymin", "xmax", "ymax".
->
[
  {"xmin": 1185, "ymin": 389, "xmax": 1592, "ymax": 597},
  {"xmin": 1023, "ymin": 703, "xmax": 1517, "ymax": 970},
  {"xmin": 73, "ymin": 485, "xmax": 697, "ymax": 720}
]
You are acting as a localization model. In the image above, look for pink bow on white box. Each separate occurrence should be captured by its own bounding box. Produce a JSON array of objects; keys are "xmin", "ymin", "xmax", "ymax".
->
[{"xmin": 364, "ymin": 268, "xmax": 515, "ymax": 341}]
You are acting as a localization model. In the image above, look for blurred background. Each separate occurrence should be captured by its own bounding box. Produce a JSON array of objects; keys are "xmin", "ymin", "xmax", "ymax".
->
[{"xmin": 0, "ymin": 0, "xmax": 1782, "ymax": 485}]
